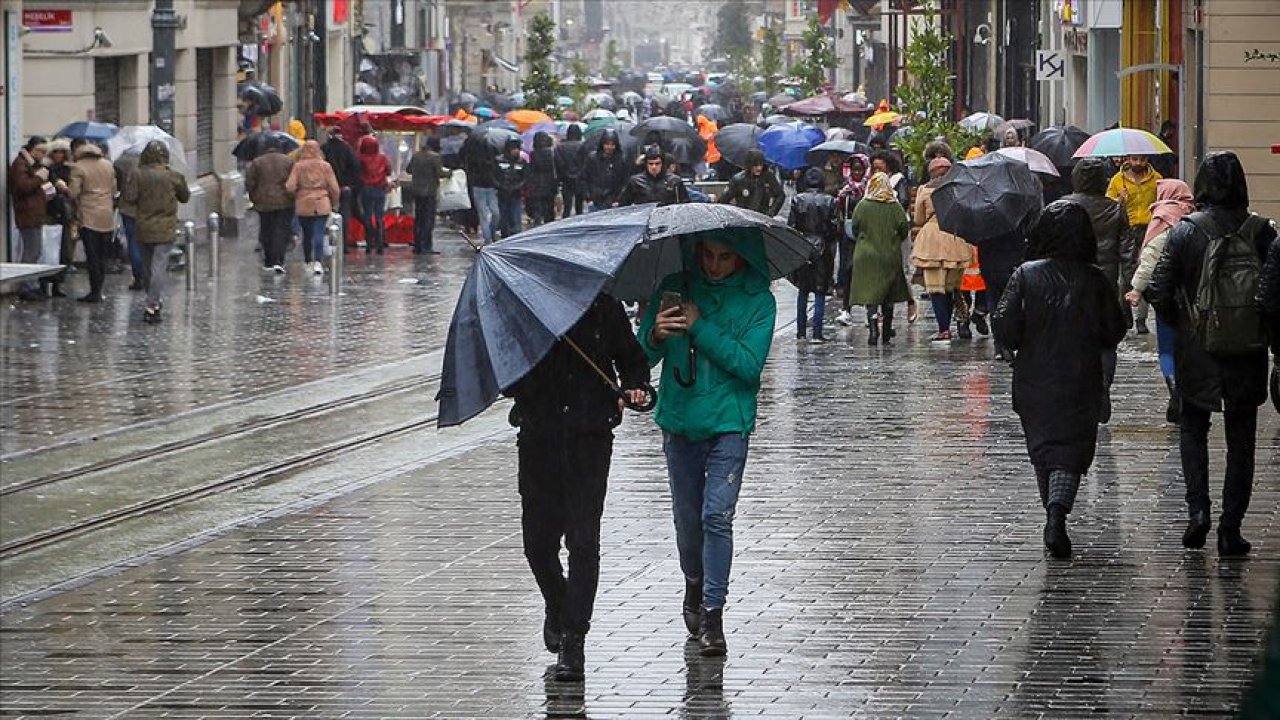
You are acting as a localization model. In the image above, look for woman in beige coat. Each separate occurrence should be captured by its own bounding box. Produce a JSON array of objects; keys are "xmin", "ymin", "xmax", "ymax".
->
[
  {"xmin": 911, "ymin": 156, "xmax": 973, "ymax": 341},
  {"xmin": 285, "ymin": 140, "xmax": 340, "ymax": 274},
  {"xmin": 67, "ymin": 142, "xmax": 118, "ymax": 302}
]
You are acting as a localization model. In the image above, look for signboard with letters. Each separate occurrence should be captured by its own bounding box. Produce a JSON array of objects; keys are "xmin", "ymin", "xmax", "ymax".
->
[
  {"xmin": 21, "ymin": 9, "xmax": 73, "ymax": 33},
  {"xmin": 1036, "ymin": 50, "xmax": 1066, "ymax": 81}
]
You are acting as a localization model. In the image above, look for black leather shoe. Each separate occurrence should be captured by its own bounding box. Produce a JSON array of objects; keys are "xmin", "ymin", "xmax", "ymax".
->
[
  {"xmin": 1217, "ymin": 528, "xmax": 1252, "ymax": 556},
  {"xmin": 699, "ymin": 608, "xmax": 727, "ymax": 656},
  {"xmin": 543, "ymin": 607, "xmax": 561, "ymax": 654},
  {"xmin": 1044, "ymin": 505, "xmax": 1072, "ymax": 559},
  {"xmin": 1182, "ymin": 509, "xmax": 1211, "ymax": 549},
  {"xmin": 554, "ymin": 631, "xmax": 585, "ymax": 681},
  {"xmin": 77, "ymin": 293, "xmax": 103, "ymax": 303},
  {"xmin": 682, "ymin": 579, "xmax": 703, "ymax": 637},
  {"xmin": 867, "ymin": 321, "xmax": 879, "ymax": 346}
]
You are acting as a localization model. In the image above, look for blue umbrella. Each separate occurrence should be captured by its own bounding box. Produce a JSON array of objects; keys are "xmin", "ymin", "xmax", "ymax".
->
[
  {"xmin": 436, "ymin": 203, "xmax": 813, "ymax": 427},
  {"xmin": 758, "ymin": 121, "xmax": 824, "ymax": 171},
  {"xmin": 55, "ymin": 121, "xmax": 119, "ymax": 141}
]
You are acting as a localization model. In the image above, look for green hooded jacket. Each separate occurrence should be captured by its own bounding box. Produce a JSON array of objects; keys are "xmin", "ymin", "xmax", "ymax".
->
[
  {"xmin": 637, "ymin": 230, "xmax": 777, "ymax": 440},
  {"xmin": 124, "ymin": 142, "xmax": 190, "ymax": 245}
]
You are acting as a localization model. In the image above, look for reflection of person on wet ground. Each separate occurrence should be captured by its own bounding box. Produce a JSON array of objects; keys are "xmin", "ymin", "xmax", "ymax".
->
[
  {"xmin": 505, "ymin": 295, "xmax": 650, "ymax": 682},
  {"xmin": 993, "ymin": 200, "xmax": 1127, "ymax": 558}
]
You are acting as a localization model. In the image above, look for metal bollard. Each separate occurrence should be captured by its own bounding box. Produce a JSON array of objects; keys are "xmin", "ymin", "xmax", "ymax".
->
[
  {"xmin": 327, "ymin": 212, "xmax": 344, "ymax": 295},
  {"xmin": 183, "ymin": 220, "xmax": 197, "ymax": 290},
  {"xmin": 207, "ymin": 212, "xmax": 220, "ymax": 279}
]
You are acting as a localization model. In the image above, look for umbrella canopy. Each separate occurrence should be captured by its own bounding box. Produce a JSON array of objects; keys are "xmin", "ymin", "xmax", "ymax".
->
[
  {"xmin": 556, "ymin": 121, "xmax": 587, "ymax": 138},
  {"xmin": 863, "ymin": 110, "xmax": 900, "ymax": 127},
  {"xmin": 474, "ymin": 106, "xmax": 497, "ymax": 118},
  {"xmin": 825, "ymin": 127, "xmax": 856, "ymax": 141},
  {"xmin": 1027, "ymin": 125, "xmax": 1092, "ymax": 169},
  {"xmin": 477, "ymin": 126, "xmax": 522, "ymax": 151},
  {"xmin": 761, "ymin": 114, "xmax": 792, "ymax": 127},
  {"xmin": 995, "ymin": 146, "xmax": 1061, "ymax": 177},
  {"xmin": 436, "ymin": 203, "xmax": 812, "ymax": 427},
  {"xmin": 232, "ymin": 130, "xmax": 300, "ymax": 163},
  {"xmin": 631, "ymin": 116, "xmax": 698, "ymax": 143},
  {"xmin": 54, "ymin": 121, "xmax": 119, "ymax": 141},
  {"xmin": 766, "ymin": 93, "xmax": 796, "ymax": 107},
  {"xmin": 781, "ymin": 94, "xmax": 868, "ymax": 116},
  {"xmin": 758, "ymin": 121, "xmax": 825, "ymax": 171},
  {"xmin": 521, "ymin": 120, "xmax": 560, "ymax": 152},
  {"xmin": 621, "ymin": 91, "xmax": 643, "ymax": 103},
  {"xmin": 457, "ymin": 91, "xmax": 479, "ymax": 106},
  {"xmin": 665, "ymin": 135, "xmax": 708, "ymax": 167},
  {"xmin": 1072, "ymin": 128, "xmax": 1173, "ymax": 158},
  {"xmin": 507, "ymin": 109, "xmax": 553, "ymax": 132},
  {"xmin": 714, "ymin": 123, "xmax": 764, "ymax": 168},
  {"xmin": 441, "ymin": 118, "xmax": 477, "ymax": 131},
  {"xmin": 960, "ymin": 112, "xmax": 1005, "ymax": 133},
  {"xmin": 931, "ymin": 153, "xmax": 1042, "ymax": 242},
  {"xmin": 749, "ymin": 91, "xmax": 768, "ymax": 105},
  {"xmin": 582, "ymin": 108, "xmax": 616, "ymax": 122},
  {"xmin": 587, "ymin": 93, "xmax": 617, "ymax": 110},
  {"xmin": 806, "ymin": 139, "xmax": 872, "ymax": 167},
  {"xmin": 106, "ymin": 125, "xmax": 191, "ymax": 179},
  {"xmin": 695, "ymin": 104, "xmax": 730, "ymax": 123},
  {"xmin": 477, "ymin": 118, "xmax": 518, "ymax": 132},
  {"xmin": 994, "ymin": 118, "xmax": 1036, "ymax": 136},
  {"xmin": 583, "ymin": 122, "xmax": 639, "ymax": 157}
]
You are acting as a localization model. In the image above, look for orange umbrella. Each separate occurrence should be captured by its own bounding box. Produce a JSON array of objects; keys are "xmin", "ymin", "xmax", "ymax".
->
[
  {"xmin": 507, "ymin": 109, "xmax": 553, "ymax": 132},
  {"xmin": 863, "ymin": 111, "xmax": 900, "ymax": 127}
]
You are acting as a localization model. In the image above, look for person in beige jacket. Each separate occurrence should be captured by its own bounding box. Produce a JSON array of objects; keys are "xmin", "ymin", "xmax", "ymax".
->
[
  {"xmin": 285, "ymin": 140, "xmax": 339, "ymax": 274},
  {"xmin": 67, "ymin": 142, "xmax": 118, "ymax": 302}
]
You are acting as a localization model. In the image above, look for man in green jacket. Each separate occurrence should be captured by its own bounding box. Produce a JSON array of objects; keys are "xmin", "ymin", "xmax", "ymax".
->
[{"xmin": 636, "ymin": 230, "xmax": 776, "ymax": 657}]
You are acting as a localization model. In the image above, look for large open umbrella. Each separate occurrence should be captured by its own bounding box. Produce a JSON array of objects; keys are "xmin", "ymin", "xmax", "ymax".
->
[
  {"xmin": 583, "ymin": 121, "xmax": 639, "ymax": 157},
  {"xmin": 714, "ymin": 123, "xmax": 764, "ymax": 168},
  {"xmin": 582, "ymin": 108, "xmax": 616, "ymax": 122},
  {"xmin": 631, "ymin": 116, "xmax": 698, "ymax": 143},
  {"xmin": 931, "ymin": 153, "xmax": 1043, "ymax": 242},
  {"xmin": 232, "ymin": 130, "xmax": 300, "ymax": 163},
  {"xmin": 477, "ymin": 126, "xmax": 521, "ymax": 151},
  {"xmin": 107, "ymin": 125, "xmax": 191, "ymax": 179},
  {"xmin": 781, "ymin": 94, "xmax": 868, "ymax": 117},
  {"xmin": 695, "ymin": 104, "xmax": 730, "ymax": 123},
  {"xmin": 758, "ymin": 121, "xmax": 825, "ymax": 171},
  {"xmin": 995, "ymin": 146, "xmax": 1060, "ymax": 177},
  {"xmin": 806, "ymin": 139, "xmax": 872, "ymax": 167},
  {"xmin": 478, "ymin": 118, "xmax": 518, "ymax": 132},
  {"xmin": 863, "ymin": 110, "xmax": 900, "ymax": 127},
  {"xmin": 1027, "ymin": 125, "xmax": 1091, "ymax": 169},
  {"xmin": 507, "ymin": 109, "xmax": 553, "ymax": 132},
  {"xmin": 665, "ymin": 135, "xmax": 708, "ymax": 167},
  {"xmin": 436, "ymin": 203, "xmax": 813, "ymax": 427},
  {"xmin": 761, "ymin": 114, "xmax": 792, "ymax": 127},
  {"xmin": 960, "ymin": 112, "xmax": 1005, "ymax": 133},
  {"xmin": 521, "ymin": 120, "xmax": 560, "ymax": 152},
  {"xmin": 1072, "ymin": 128, "xmax": 1172, "ymax": 158},
  {"xmin": 54, "ymin": 121, "xmax": 119, "ymax": 141},
  {"xmin": 766, "ymin": 93, "xmax": 796, "ymax": 108},
  {"xmin": 994, "ymin": 118, "xmax": 1036, "ymax": 136}
]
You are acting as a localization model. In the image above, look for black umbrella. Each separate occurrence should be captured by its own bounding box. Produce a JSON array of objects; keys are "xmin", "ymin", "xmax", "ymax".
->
[
  {"xmin": 767, "ymin": 93, "xmax": 795, "ymax": 107},
  {"xmin": 695, "ymin": 104, "xmax": 729, "ymax": 123},
  {"xmin": 457, "ymin": 91, "xmax": 479, "ymax": 106},
  {"xmin": 232, "ymin": 130, "xmax": 300, "ymax": 162},
  {"xmin": 440, "ymin": 135, "xmax": 467, "ymax": 164},
  {"xmin": 1027, "ymin": 125, "xmax": 1092, "ymax": 169},
  {"xmin": 584, "ymin": 121, "xmax": 640, "ymax": 158},
  {"xmin": 665, "ymin": 135, "xmax": 707, "ymax": 167},
  {"xmin": 477, "ymin": 126, "xmax": 521, "ymax": 151},
  {"xmin": 631, "ymin": 116, "xmax": 698, "ymax": 143},
  {"xmin": 714, "ymin": 123, "xmax": 763, "ymax": 168},
  {"xmin": 931, "ymin": 153, "xmax": 1043, "ymax": 242},
  {"xmin": 436, "ymin": 203, "xmax": 813, "ymax": 427},
  {"xmin": 805, "ymin": 139, "xmax": 871, "ymax": 167}
]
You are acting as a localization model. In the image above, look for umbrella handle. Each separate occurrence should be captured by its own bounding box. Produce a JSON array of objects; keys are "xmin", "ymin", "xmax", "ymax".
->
[
  {"xmin": 459, "ymin": 231, "xmax": 482, "ymax": 252},
  {"xmin": 672, "ymin": 346, "xmax": 697, "ymax": 388},
  {"xmin": 622, "ymin": 383, "xmax": 657, "ymax": 413}
]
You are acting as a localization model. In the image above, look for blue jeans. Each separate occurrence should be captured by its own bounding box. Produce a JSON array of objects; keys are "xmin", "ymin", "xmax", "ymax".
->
[
  {"xmin": 498, "ymin": 194, "xmax": 522, "ymax": 239},
  {"xmin": 663, "ymin": 431, "xmax": 750, "ymax": 611},
  {"xmin": 359, "ymin": 187, "xmax": 386, "ymax": 247},
  {"xmin": 1156, "ymin": 313, "xmax": 1177, "ymax": 379},
  {"xmin": 298, "ymin": 216, "xmax": 327, "ymax": 263},
  {"xmin": 796, "ymin": 290, "xmax": 826, "ymax": 338},
  {"xmin": 472, "ymin": 186, "xmax": 500, "ymax": 243},
  {"xmin": 122, "ymin": 215, "xmax": 143, "ymax": 280}
]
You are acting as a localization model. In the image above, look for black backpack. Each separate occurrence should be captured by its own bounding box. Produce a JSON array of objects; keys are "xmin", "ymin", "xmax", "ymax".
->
[{"xmin": 1181, "ymin": 211, "xmax": 1269, "ymax": 355}]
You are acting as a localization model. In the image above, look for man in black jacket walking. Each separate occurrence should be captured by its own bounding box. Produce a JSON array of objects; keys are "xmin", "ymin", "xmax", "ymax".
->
[
  {"xmin": 1148, "ymin": 151, "xmax": 1277, "ymax": 556},
  {"xmin": 506, "ymin": 295, "xmax": 650, "ymax": 682},
  {"xmin": 616, "ymin": 146, "xmax": 686, "ymax": 207},
  {"xmin": 322, "ymin": 129, "xmax": 361, "ymax": 253},
  {"xmin": 717, "ymin": 149, "xmax": 784, "ymax": 217}
]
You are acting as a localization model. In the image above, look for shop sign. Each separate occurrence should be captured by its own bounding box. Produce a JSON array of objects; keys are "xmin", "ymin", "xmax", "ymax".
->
[{"xmin": 22, "ymin": 9, "xmax": 72, "ymax": 33}]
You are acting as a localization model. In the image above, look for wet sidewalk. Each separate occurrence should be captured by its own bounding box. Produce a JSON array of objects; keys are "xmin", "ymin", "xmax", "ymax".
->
[{"xmin": 1, "ymin": 276, "xmax": 1277, "ymax": 718}]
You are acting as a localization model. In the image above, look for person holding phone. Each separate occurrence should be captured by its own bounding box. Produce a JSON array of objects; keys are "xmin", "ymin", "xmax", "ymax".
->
[{"xmin": 637, "ymin": 233, "xmax": 777, "ymax": 657}]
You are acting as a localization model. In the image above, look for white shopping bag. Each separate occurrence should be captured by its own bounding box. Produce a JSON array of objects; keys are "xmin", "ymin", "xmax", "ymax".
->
[
  {"xmin": 39, "ymin": 225, "xmax": 63, "ymax": 265},
  {"xmin": 437, "ymin": 170, "xmax": 471, "ymax": 212}
]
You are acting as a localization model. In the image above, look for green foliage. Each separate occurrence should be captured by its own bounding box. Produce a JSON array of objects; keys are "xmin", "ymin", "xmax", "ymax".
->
[
  {"xmin": 603, "ymin": 39, "xmax": 622, "ymax": 80},
  {"xmin": 760, "ymin": 28, "xmax": 782, "ymax": 97},
  {"xmin": 792, "ymin": 17, "xmax": 837, "ymax": 96},
  {"xmin": 893, "ymin": 2, "xmax": 983, "ymax": 177},
  {"xmin": 522, "ymin": 12, "xmax": 559, "ymax": 113},
  {"xmin": 711, "ymin": 1, "xmax": 753, "ymax": 61},
  {"xmin": 570, "ymin": 57, "xmax": 591, "ymax": 112}
]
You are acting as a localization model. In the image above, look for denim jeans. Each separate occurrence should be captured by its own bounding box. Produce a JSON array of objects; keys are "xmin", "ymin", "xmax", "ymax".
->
[
  {"xmin": 472, "ymin": 186, "xmax": 500, "ymax": 243},
  {"xmin": 498, "ymin": 194, "xmax": 523, "ymax": 239},
  {"xmin": 663, "ymin": 431, "xmax": 750, "ymax": 611},
  {"xmin": 1155, "ymin": 313, "xmax": 1177, "ymax": 379},
  {"xmin": 796, "ymin": 290, "xmax": 826, "ymax": 338},
  {"xmin": 122, "ymin": 215, "xmax": 144, "ymax": 280},
  {"xmin": 359, "ymin": 187, "xmax": 386, "ymax": 248},
  {"xmin": 298, "ymin": 216, "xmax": 327, "ymax": 263}
]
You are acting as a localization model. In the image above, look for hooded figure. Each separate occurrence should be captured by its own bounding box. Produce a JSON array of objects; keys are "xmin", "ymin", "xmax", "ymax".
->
[
  {"xmin": 356, "ymin": 135, "xmax": 391, "ymax": 252},
  {"xmin": 1064, "ymin": 158, "xmax": 1128, "ymax": 270},
  {"xmin": 992, "ymin": 200, "xmax": 1128, "ymax": 558},
  {"xmin": 788, "ymin": 167, "xmax": 840, "ymax": 341},
  {"xmin": 286, "ymin": 140, "xmax": 341, "ymax": 270},
  {"xmin": 123, "ymin": 141, "xmax": 190, "ymax": 322},
  {"xmin": 554, "ymin": 123, "xmax": 587, "ymax": 218},
  {"xmin": 582, "ymin": 128, "xmax": 629, "ymax": 208},
  {"xmin": 637, "ymin": 229, "xmax": 776, "ymax": 657},
  {"xmin": 1148, "ymin": 151, "xmax": 1277, "ymax": 556},
  {"xmin": 525, "ymin": 131, "xmax": 558, "ymax": 225},
  {"xmin": 246, "ymin": 136, "xmax": 297, "ymax": 266},
  {"xmin": 67, "ymin": 142, "xmax": 118, "ymax": 302},
  {"xmin": 717, "ymin": 149, "xmax": 784, "ymax": 217},
  {"xmin": 494, "ymin": 136, "xmax": 526, "ymax": 238}
]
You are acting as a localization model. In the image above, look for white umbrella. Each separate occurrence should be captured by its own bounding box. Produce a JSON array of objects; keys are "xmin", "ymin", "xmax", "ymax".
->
[
  {"xmin": 106, "ymin": 125, "xmax": 191, "ymax": 180},
  {"xmin": 960, "ymin": 112, "xmax": 1005, "ymax": 133},
  {"xmin": 995, "ymin": 146, "xmax": 1061, "ymax": 177}
]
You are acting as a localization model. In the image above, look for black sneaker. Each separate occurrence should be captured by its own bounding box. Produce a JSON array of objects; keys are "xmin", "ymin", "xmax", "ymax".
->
[
  {"xmin": 699, "ymin": 607, "xmax": 726, "ymax": 656},
  {"xmin": 1217, "ymin": 528, "xmax": 1252, "ymax": 556},
  {"xmin": 972, "ymin": 313, "xmax": 990, "ymax": 336}
]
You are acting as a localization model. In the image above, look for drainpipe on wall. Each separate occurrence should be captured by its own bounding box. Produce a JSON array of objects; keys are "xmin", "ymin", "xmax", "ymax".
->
[{"xmin": 151, "ymin": 0, "xmax": 179, "ymax": 135}]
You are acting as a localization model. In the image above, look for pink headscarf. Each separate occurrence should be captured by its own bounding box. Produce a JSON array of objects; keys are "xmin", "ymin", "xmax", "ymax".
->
[{"xmin": 1144, "ymin": 179, "xmax": 1194, "ymax": 245}]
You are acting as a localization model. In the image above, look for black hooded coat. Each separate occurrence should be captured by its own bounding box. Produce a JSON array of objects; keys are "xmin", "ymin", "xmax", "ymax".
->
[
  {"xmin": 993, "ymin": 200, "xmax": 1128, "ymax": 474},
  {"xmin": 582, "ymin": 129, "xmax": 630, "ymax": 206},
  {"xmin": 787, "ymin": 168, "xmax": 840, "ymax": 294},
  {"xmin": 526, "ymin": 132, "xmax": 558, "ymax": 198},
  {"xmin": 1148, "ymin": 151, "xmax": 1276, "ymax": 412},
  {"xmin": 1062, "ymin": 158, "xmax": 1128, "ymax": 268}
]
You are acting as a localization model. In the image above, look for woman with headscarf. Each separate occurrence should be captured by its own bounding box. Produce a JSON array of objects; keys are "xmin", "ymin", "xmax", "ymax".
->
[
  {"xmin": 1126, "ymin": 179, "xmax": 1195, "ymax": 422},
  {"xmin": 911, "ymin": 157, "xmax": 973, "ymax": 341},
  {"xmin": 286, "ymin": 140, "xmax": 340, "ymax": 274},
  {"xmin": 849, "ymin": 172, "xmax": 911, "ymax": 345},
  {"xmin": 993, "ymin": 201, "xmax": 1128, "ymax": 559}
]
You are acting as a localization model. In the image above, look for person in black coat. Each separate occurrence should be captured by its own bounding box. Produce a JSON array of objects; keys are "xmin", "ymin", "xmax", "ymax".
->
[
  {"xmin": 493, "ymin": 137, "xmax": 526, "ymax": 239},
  {"xmin": 717, "ymin": 149, "xmax": 785, "ymax": 217},
  {"xmin": 526, "ymin": 131, "xmax": 558, "ymax": 226},
  {"xmin": 616, "ymin": 146, "xmax": 686, "ymax": 207},
  {"xmin": 1262, "ymin": 236, "xmax": 1280, "ymax": 415},
  {"xmin": 1147, "ymin": 151, "xmax": 1277, "ymax": 556},
  {"xmin": 581, "ymin": 129, "xmax": 630, "ymax": 211},
  {"xmin": 505, "ymin": 295, "xmax": 650, "ymax": 682},
  {"xmin": 322, "ymin": 129, "xmax": 361, "ymax": 253},
  {"xmin": 788, "ymin": 167, "xmax": 840, "ymax": 341},
  {"xmin": 555, "ymin": 123, "xmax": 587, "ymax": 217},
  {"xmin": 993, "ymin": 200, "xmax": 1128, "ymax": 559}
]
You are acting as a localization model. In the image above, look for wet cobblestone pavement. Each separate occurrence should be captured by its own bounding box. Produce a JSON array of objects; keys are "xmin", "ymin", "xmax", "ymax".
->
[{"xmin": 1, "ymin": 224, "xmax": 1278, "ymax": 718}]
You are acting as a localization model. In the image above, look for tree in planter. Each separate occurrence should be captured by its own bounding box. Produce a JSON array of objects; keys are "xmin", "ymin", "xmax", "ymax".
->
[
  {"xmin": 760, "ymin": 28, "xmax": 782, "ymax": 97},
  {"xmin": 522, "ymin": 12, "xmax": 559, "ymax": 113},
  {"xmin": 792, "ymin": 17, "xmax": 837, "ymax": 96},
  {"xmin": 570, "ymin": 57, "xmax": 591, "ymax": 112},
  {"xmin": 603, "ymin": 39, "xmax": 622, "ymax": 81},
  {"xmin": 893, "ymin": 1, "xmax": 983, "ymax": 177}
]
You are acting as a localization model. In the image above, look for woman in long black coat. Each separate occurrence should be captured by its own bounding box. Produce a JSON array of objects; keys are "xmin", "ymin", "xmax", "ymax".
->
[
  {"xmin": 526, "ymin": 131, "xmax": 558, "ymax": 226},
  {"xmin": 993, "ymin": 200, "xmax": 1128, "ymax": 558}
]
